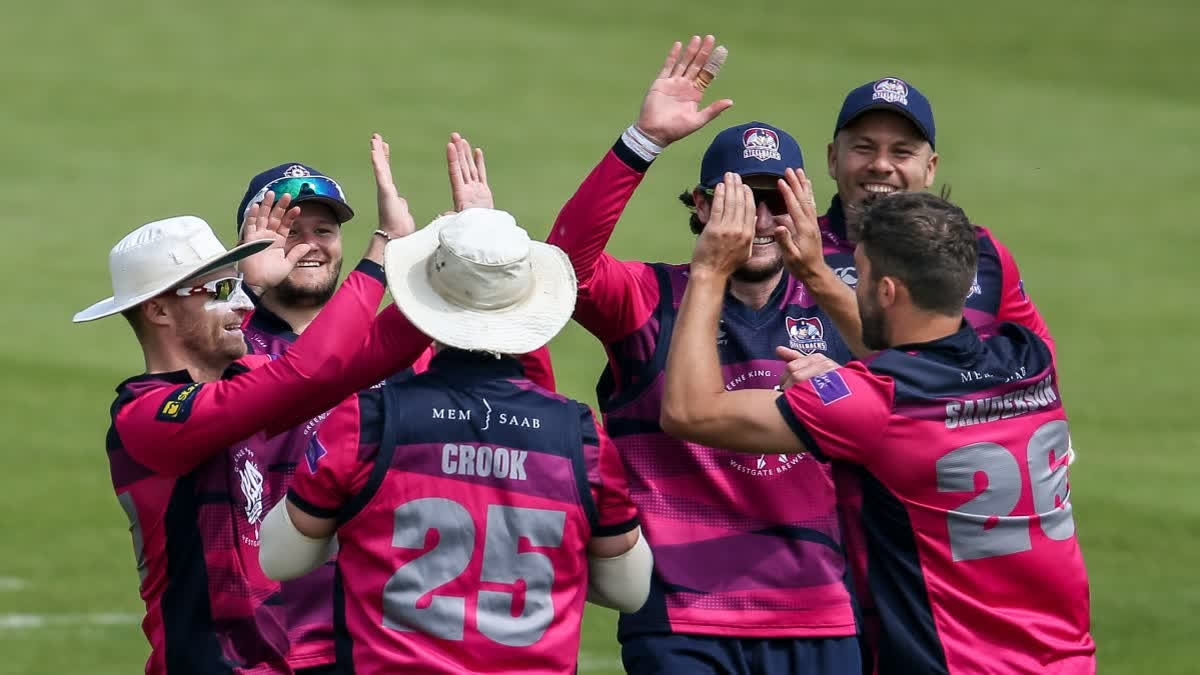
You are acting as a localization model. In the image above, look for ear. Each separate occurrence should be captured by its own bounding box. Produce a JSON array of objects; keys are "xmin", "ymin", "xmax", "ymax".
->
[
  {"xmin": 878, "ymin": 276, "xmax": 899, "ymax": 310},
  {"xmin": 142, "ymin": 297, "xmax": 173, "ymax": 328},
  {"xmin": 693, "ymin": 188, "xmax": 712, "ymax": 223},
  {"xmin": 826, "ymin": 141, "xmax": 837, "ymax": 181},
  {"xmin": 924, "ymin": 149, "xmax": 939, "ymax": 188}
]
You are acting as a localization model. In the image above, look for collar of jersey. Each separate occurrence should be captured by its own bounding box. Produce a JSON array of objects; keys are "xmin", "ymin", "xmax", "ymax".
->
[{"xmin": 244, "ymin": 285, "xmax": 300, "ymax": 340}]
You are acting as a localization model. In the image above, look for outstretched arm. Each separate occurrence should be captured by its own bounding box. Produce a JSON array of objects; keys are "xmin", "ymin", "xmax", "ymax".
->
[{"xmin": 547, "ymin": 35, "xmax": 733, "ymax": 344}]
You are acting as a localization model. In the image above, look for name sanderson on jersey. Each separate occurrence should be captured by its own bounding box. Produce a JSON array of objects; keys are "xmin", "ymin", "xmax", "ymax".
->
[{"xmin": 944, "ymin": 374, "xmax": 1059, "ymax": 429}]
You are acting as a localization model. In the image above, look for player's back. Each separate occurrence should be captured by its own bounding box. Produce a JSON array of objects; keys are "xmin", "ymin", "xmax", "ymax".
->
[
  {"xmin": 861, "ymin": 323, "xmax": 1093, "ymax": 673},
  {"xmin": 331, "ymin": 349, "xmax": 631, "ymax": 675}
]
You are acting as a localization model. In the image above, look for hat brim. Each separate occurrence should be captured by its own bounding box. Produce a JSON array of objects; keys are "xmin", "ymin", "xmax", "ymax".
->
[
  {"xmin": 383, "ymin": 217, "xmax": 577, "ymax": 354},
  {"xmin": 292, "ymin": 195, "xmax": 355, "ymax": 224},
  {"xmin": 840, "ymin": 103, "xmax": 934, "ymax": 146},
  {"xmin": 72, "ymin": 239, "xmax": 271, "ymax": 323}
]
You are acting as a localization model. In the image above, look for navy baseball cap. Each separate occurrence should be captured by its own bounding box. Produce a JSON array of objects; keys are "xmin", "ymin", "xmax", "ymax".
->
[
  {"xmin": 834, "ymin": 77, "xmax": 935, "ymax": 149},
  {"xmin": 235, "ymin": 163, "xmax": 354, "ymax": 232},
  {"xmin": 699, "ymin": 122, "xmax": 804, "ymax": 189}
]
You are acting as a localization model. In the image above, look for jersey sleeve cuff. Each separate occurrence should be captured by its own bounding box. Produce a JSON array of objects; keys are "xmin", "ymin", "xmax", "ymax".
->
[
  {"xmin": 287, "ymin": 488, "xmax": 340, "ymax": 519},
  {"xmin": 612, "ymin": 133, "xmax": 656, "ymax": 173},
  {"xmin": 593, "ymin": 515, "xmax": 639, "ymax": 538},
  {"xmin": 353, "ymin": 259, "xmax": 387, "ymax": 285},
  {"xmin": 775, "ymin": 394, "xmax": 826, "ymax": 461}
]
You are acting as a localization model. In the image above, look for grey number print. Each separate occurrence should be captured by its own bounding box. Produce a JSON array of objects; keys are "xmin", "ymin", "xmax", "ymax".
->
[
  {"xmin": 382, "ymin": 498, "xmax": 567, "ymax": 645},
  {"xmin": 383, "ymin": 498, "xmax": 475, "ymax": 640},
  {"xmin": 936, "ymin": 421, "xmax": 1077, "ymax": 562},
  {"xmin": 477, "ymin": 505, "xmax": 566, "ymax": 647}
]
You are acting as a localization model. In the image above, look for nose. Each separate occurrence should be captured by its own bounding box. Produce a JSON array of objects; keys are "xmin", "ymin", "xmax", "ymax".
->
[
  {"xmin": 755, "ymin": 201, "xmax": 775, "ymax": 229},
  {"xmin": 867, "ymin": 150, "xmax": 893, "ymax": 175}
]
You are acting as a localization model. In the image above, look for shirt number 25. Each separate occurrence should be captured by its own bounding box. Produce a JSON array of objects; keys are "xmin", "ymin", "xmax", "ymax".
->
[{"xmin": 382, "ymin": 497, "xmax": 566, "ymax": 646}]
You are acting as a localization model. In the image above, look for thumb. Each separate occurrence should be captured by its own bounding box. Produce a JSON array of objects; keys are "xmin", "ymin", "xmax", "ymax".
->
[
  {"xmin": 284, "ymin": 243, "xmax": 313, "ymax": 265},
  {"xmin": 776, "ymin": 345, "xmax": 804, "ymax": 361},
  {"xmin": 698, "ymin": 99, "xmax": 734, "ymax": 125}
]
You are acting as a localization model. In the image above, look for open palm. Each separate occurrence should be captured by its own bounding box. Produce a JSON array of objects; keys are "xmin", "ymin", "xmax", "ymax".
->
[{"xmin": 637, "ymin": 35, "xmax": 733, "ymax": 146}]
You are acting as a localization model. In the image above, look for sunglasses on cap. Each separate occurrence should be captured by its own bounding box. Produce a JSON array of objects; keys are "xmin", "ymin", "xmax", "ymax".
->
[
  {"xmin": 703, "ymin": 186, "xmax": 788, "ymax": 215},
  {"xmin": 242, "ymin": 175, "xmax": 347, "ymax": 222},
  {"xmin": 173, "ymin": 275, "xmax": 244, "ymax": 302}
]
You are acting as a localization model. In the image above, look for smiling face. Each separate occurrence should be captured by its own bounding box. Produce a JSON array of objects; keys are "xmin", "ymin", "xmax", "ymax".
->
[
  {"xmin": 275, "ymin": 202, "xmax": 343, "ymax": 308},
  {"xmin": 827, "ymin": 110, "xmax": 938, "ymax": 217},
  {"xmin": 693, "ymin": 174, "xmax": 791, "ymax": 283},
  {"xmin": 163, "ymin": 265, "xmax": 254, "ymax": 367}
]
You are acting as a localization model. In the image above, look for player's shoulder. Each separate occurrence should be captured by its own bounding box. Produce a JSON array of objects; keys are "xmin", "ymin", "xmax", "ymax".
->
[{"xmin": 979, "ymin": 322, "xmax": 1055, "ymax": 375}]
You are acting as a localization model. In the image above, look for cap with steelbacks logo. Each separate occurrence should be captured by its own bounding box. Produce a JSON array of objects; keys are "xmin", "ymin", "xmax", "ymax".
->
[
  {"xmin": 699, "ymin": 121, "xmax": 805, "ymax": 189},
  {"xmin": 834, "ymin": 77, "xmax": 936, "ymax": 148}
]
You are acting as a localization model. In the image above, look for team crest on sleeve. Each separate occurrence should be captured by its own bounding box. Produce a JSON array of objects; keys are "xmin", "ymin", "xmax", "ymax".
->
[
  {"xmin": 810, "ymin": 371, "xmax": 852, "ymax": 405},
  {"xmin": 305, "ymin": 436, "xmax": 328, "ymax": 473},
  {"xmin": 872, "ymin": 77, "xmax": 909, "ymax": 106},
  {"xmin": 786, "ymin": 316, "xmax": 828, "ymax": 354},
  {"xmin": 967, "ymin": 273, "xmax": 982, "ymax": 299},
  {"xmin": 742, "ymin": 128, "xmax": 782, "ymax": 161}
]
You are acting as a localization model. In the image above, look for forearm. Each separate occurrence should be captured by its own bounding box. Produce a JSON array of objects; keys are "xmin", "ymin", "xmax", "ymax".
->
[
  {"xmin": 661, "ymin": 269, "xmax": 727, "ymax": 434},
  {"xmin": 799, "ymin": 265, "xmax": 872, "ymax": 359},
  {"xmin": 546, "ymin": 135, "xmax": 651, "ymax": 287}
]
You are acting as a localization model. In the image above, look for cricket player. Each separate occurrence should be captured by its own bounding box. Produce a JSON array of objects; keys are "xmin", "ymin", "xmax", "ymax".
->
[
  {"xmin": 259, "ymin": 208, "xmax": 651, "ymax": 675},
  {"xmin": 233, "ymin": 135, "xmax": 556, "ymax": 673},
  {"xmin": 74, "ymin": 192, "xmax": 432, "ymax": 674},
  {"xmin": 659, "ymin": 177, "xmax": 1095, "ymax": 674},
  {"xmin": 546, "ymin": 36, "xmax": 861, "ymax": 673},
  {"xmin": 236, "ymin": 133, "xmax": 555, "ymax": 389},
  {"xmin": 783, "ymin": 76, "xmax": 1054, "ymax": 359}
]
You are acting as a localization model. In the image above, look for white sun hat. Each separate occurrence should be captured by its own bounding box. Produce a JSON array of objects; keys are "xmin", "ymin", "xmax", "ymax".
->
[
  {"xmin": 73, "ymin": 215, "xmax": 270, "ymax": 323},
  {"xmin": 383, "ymin": 208, "xmax": 577, "ymax": 354}
]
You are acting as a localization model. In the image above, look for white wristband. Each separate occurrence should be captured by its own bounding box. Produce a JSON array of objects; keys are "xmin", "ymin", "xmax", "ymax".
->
[{"xmin": 621, "ymin": 124, "xmax": 665, "ymax": 163}]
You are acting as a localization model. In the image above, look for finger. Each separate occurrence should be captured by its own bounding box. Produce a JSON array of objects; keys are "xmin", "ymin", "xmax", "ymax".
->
[
  {"xmin": 709, "ymin": 182, "xmax": 726, "ymax": 225},
  {"xmin": 372, "ymin": 133, "xmax": 396, "ymax": 190},
  {"xmin": 277, "ymin": 206, "xmax": 301, "ymax": 240},
  {"xmin": 683, "ymin": 34, "xmax": 715, "ymax": 81},
  {"xmin": 671, "ymin": 36, "xmax": 701, "ymax": 78},
  {"xmin": 657, "ymin": 41, "xmax": 682, "ymax": 79},
  {"xmin": 284, "ymin": 243, "xmax": 313, "ymax": 265},
  {"xmin": 742, "ymin": 184, "xmax": 755, "ymax": 235},
  {"xmin": 774, "ymin": 226, "xmax": 801, "ymax": 262},
  {"xmin": 446, "ymin": 140, "xmax": 462, "ymax": 191},
  {"xmin": 776, "ymin": 345, "xmax": 805, "ymax": 361},
  {"xmin": 474, "ymin": 147, "xmax": 488, "ymax": 187},
  {"xmin": 778, "ymin": 174, "xmax": 808, "ymax": 228},
  {"xmin": 694, "ymin": 44, "xmax": 728, "ymax": 92},
  {"xmin": 258, "ymin": 190, "xmax": 276, "ymax": 223},
  {"xmin": 241, "ymin": 203, "xmax": 260, "ymax": 238},
  {"xmin": 698, "ymin": 98, "xmax": 735, "ymax": 125},
  {"xmin": 794, "ymin": 168, "xmax": 818, "ymax": 221},
  {"xmin": 458, "ymin": 136, "xmax": 478, "ymax": 182},
  {"xmin": 269, "ymin": 192, "xmax": 293, "ymax": 230}
]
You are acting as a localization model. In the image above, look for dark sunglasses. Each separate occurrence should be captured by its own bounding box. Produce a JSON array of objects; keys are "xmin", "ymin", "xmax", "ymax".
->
[{"xmin": 703, "ymin": 186, "xmax": 788, "ymax": 215}]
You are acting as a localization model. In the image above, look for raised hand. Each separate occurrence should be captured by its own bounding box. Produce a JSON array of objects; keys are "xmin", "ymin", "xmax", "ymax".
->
[
  {"xmin": 775, "ymin": 168, "xmax": 827, "ymax": 281},
  {"xmin": 775, "ymin": 346, "xmax": 839, "ymax": 389},
  {"xmin": 636, "ymin": 35, "xmax": 734, "ymax": 146},
  {"xmin": 238, "ymin": 191, "xmax": 308, "ymax": 290},
  {"xmin": 690, "ymin": 172, "xmax": 755, "ymax": 277},
  {"xmin": 371, "ymin": 133, "xmax": 416, "ymax": 239},
  {"xmin": 446, "ymin": 132, "xmax": 493, "ymax": 211}
]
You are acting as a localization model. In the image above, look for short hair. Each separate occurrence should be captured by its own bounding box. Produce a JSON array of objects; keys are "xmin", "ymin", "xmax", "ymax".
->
[
  {"xmin": 121, "ymin": 305, "xmax": 148, "ymax": 340},
  {"xmin": 858, "ymin": 192, "xmax": 977, "ymax": 315},
  {"xmin": 678, "ymin": 190, "xmax": 704, "ymax": 235}
]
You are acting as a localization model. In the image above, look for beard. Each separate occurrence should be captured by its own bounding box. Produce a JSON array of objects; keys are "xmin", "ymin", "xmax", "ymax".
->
[
  {"xmin": 859, "ymin": 294, "xmax": 889, "ymax": 351},
  {"xmin": 274, "ymin": 259, "xmax": 342, "ymax": 308},
  {"xmin": 731, "ymin": 254, "xmax": 784, "ymax": 284},
  {"xmin": 178, "ymin": 311, "xmax": 247, "ymax": 372}
]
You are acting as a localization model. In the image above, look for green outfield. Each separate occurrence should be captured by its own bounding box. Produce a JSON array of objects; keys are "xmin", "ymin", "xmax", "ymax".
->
[{"xmin": 2, "ymin": 0, "xmax": 1196, "ymax": 672}]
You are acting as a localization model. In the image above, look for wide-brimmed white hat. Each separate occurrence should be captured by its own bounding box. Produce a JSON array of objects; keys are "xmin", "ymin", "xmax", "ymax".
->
[
  {"xmin": 383, "ymin": 208, "xmax": 577, "ymax": 354},
  {"xmin": 73, "ymin": 215, "xmax": 270, "ymax": 323}
]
